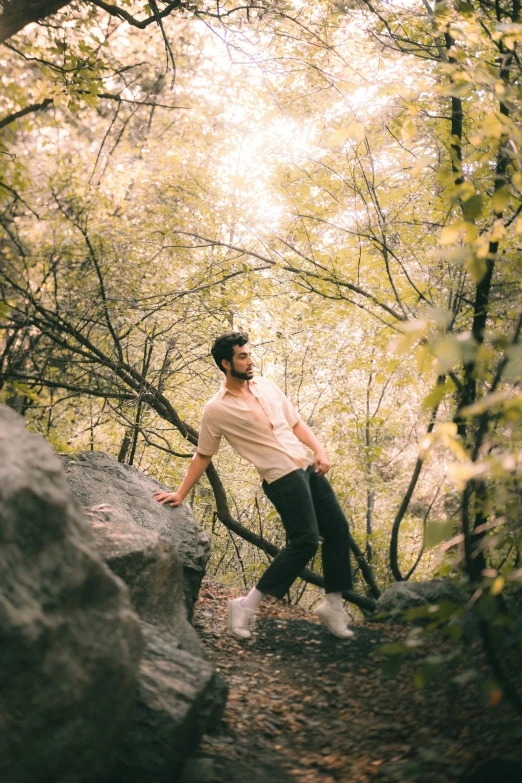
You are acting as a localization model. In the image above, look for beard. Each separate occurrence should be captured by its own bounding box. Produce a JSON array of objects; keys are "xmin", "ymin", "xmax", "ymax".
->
[{"xmin": 230, "ymin": 362, "xmax": 254, "ymax": 381}]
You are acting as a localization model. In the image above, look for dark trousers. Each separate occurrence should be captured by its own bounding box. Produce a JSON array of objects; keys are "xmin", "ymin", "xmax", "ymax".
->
[{"xmin": 256, "ymin": 466, "xmax": 353, "ymax": 599}]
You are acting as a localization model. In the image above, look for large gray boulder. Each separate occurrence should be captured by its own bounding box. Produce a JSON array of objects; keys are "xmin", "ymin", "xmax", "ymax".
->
[
  {"xmin": 0, "ymin": 407, "xmax": 143, "ymax": 783},
  {"xmin": 75, "ymin": 483, "xmax": 228, "ymax": 781},
  {"xmin": 60, "ymin": 451, "xmax": 210, "ymax": 614},
  {"xmin": 374, "ymin": 579, "xmax": 467, "ymax": 619}
]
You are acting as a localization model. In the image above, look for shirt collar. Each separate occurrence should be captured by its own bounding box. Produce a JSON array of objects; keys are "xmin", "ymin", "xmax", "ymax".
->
[{"xmin": 218, "ymin": 377, "xmax": 258, "ymax": 398}]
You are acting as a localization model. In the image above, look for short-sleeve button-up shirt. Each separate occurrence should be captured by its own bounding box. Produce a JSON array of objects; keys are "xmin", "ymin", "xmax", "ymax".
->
[{"xmin": 196, "ymin": 376, "xmax": 313, "ymax": 483}]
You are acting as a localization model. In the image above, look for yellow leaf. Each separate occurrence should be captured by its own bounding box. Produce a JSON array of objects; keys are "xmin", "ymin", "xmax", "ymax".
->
[
  {"xmin": 459, "ymin": 182, "xmax": 476, "ymax": 201},
  {"xmin": 512, "ymin": 172, "xmax": 522, "ymax": 191},
  {"xmin": 463, "ymin": 221, "xmax": 478, "ymax": 242},
  {"xmin": 475, "ymin": 237, "xmax": 490, "ymax": 258},
  {"xmin": 425, "ymin": 521, "xmax": 455, "ymax": 549},
  {"xmin": 492, "ymin": 186, "xmax": 510, "ymax": 214},
  {"xmin": 436, "ymin": 167, "xmax": 454, "ymax": 185},
  {"xmin": 440, "ymin": 223, "xmax": 461, "ymax": 245},
  {"xmin": 416, "ymin": 343, "xmax": 430, "ymax": 372},
  {"xmin": 326, "ymin": 122, "xmax": 365, "ymax": 147},
  {"xmin": 490, "ymin": 218, "xmax": 506, "ymax": 241},
  {"xmin": 466, "ymin": 255, "xmax": 488, "ymax": 283},
  {"xmin": 422, "ymin": 383, "xmax": 447, "ymax": 410},
  {"xmin": 326, "ymin": 127, "xmax": 351, "ymax": 147},
  {"xmin": 446, "ymin": 461, "xmax": 484, "ymax": 489},
  {"xmin": 488, "ymin": 688, "xmax": 503, "ymax": 707},
  {"xmin": 437, "ymin": 422, "xmax": 458, "ymax": 437},
  {"xmin": 490, "ymin": 576, "xmax": 505, "ymax": 596},
  {"xmin": 401, "ymin": 117, "xmax": 417, "ymax": 142},
  {"xmin": 445, "ymin": 437, "xmax": 470, "ymax": 461},
  {"xmin": 515, "ymin": 216, "xmax": 522, "ymax": 233},
  {"xmin": 411, "ymin": 156, "xmax": 431, "ymax": 177},
  {"xmin": 483, "ymin": 111, "xmax": 504, "ymax": 139},
  {"xmin": 352, "ymin": 121, "xmax": 366, "ymax": 141},
  {"xmin": 462, "ymin": 194, "xmax": 483, "ymax": 220},
  {"xmin": 433, "ymin": 336, "xmax": 461, "ymax": 372}
]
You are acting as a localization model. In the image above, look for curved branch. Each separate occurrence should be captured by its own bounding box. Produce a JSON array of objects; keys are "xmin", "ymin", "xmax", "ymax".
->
[
  {"xmin": 0, "ymin": 99, "xmax": 53, "ymax": 129},
  {"xmin": 389, "ymin": 375, "xmax": 445, "ymax": 581},
  {"xmin": 87, "ymin": 0, "xmax": 185, "ymax": 29}
]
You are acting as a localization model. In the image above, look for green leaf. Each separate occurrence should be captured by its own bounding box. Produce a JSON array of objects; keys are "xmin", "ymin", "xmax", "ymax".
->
[
  {"xmin": 462, "ymin": 193, "xmax": 483, "ymax": 220},
  {"xmin": 381, "ymin": 655, "xmax": 404, "ymax": 679},
  {"xmin": 425, "ymin": 520, "xmax": 455, "ymax": 548},
  {"xmin": 422, "ymin": 382, "xmax": 447, "ymax": 410},
  {"xmin": 418, "ymin": 747, "xmax": 451, "ymax": 764},
  {"xmin": 492, "ymin": 186, "xmax": 510, "ymax": 214},
  {"xmin": 456, "ymin": 1, "xmax": 475, "ymax": 14},
  {"xmin": 444, "ymin": 622, "xmax": 463, "ymax": 641},
  {"xmin": 379, "ymin": 642, "xmax": 406, "ymax": 655},
  {"xmin": 414, "ymin": 670, "xmax": 425, "ymax": 688}
]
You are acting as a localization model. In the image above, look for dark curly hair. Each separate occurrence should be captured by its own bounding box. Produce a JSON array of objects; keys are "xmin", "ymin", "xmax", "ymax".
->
[{"xmin": 211, "ymin": 331, "xmax": 249, "ymax": 374}]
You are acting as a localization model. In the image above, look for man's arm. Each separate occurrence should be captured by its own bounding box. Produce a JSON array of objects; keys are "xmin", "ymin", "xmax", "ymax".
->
[
  {"xmin": 153, "ymin": 452, "xmax": 212, "ymax": 507},
  {"xmin": 292, "ymin": 419, "xmax": 330, "ymax": 475}
]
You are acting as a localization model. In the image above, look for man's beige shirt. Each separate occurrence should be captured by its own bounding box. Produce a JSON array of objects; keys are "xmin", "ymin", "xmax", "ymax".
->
[{"xmin": 197, "ymin": 376, "xmax": 313, "ymax": 483}]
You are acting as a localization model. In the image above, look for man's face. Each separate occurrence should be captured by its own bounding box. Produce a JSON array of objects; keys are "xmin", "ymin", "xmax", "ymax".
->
[{"xmin": 226, "ymin": 343, "xmax": 254, "ymax": 380}]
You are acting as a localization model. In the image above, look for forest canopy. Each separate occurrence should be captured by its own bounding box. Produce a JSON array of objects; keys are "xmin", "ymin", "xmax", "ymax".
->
[{"xmin": 1, "ymin": 0, "xmax": 522, "ymax": 701}]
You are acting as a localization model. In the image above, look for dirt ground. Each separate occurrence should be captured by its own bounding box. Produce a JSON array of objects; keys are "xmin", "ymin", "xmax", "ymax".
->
[{"xmin": 187, "ymin": 579, "xmax": 522, "ymax": 783}]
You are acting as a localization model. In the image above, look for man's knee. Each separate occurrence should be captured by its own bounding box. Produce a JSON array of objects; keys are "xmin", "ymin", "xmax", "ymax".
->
[{"xmin": 294, "ymin": 534, "xmax": 319, "ymax": 559}]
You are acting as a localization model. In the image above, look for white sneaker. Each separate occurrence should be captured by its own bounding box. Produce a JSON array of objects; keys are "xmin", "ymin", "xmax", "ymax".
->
[
  {"xmin": 228, "ymin": 597, "xmax": 256, "ymax": 639},
  {"xmin": 314, "ymin": 601, "xmax": 355, "ymax": 639}
]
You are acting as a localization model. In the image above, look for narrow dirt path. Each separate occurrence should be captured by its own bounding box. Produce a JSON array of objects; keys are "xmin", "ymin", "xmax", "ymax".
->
[{"xmin": 191, "ymin": 579, "xmax": 521, "ymax": 783}]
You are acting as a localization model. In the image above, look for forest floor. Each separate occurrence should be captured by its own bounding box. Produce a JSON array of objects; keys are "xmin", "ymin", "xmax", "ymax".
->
[{"xmin": 190, "ymin": 578, "xmax": 522, "ymax": 783}]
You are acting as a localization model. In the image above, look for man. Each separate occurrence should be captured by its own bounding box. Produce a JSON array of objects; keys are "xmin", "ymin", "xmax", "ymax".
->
[{"xmin": 153, "ymin": 331, "xmax": 354, "ymax": 640}]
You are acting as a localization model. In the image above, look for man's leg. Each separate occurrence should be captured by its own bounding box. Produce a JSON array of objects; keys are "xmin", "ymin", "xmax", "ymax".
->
[
  {"xmin": 308, "ymin": 468, "xmax": 355, "ymax": 638},
  {"xmin": 308, "ymin": 467, "xmax": 353, "ymax": 593},
  {"xmin": 228, "ymin": 469, "xmax": 318, "ymax": 639},
  {"xmin": 256, "ymin": 469, "xmax": 319, "ymax": 598}
]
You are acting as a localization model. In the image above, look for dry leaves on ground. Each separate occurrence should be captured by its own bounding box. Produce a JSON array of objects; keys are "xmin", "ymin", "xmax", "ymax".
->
[{"xmin": 190, "ymin": 579, "xmax": 522, "ymax": 783}]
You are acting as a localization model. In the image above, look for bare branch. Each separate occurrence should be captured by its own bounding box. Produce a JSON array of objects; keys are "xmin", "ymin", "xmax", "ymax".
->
[{"xmin": 0, "ymin": 99, "xmax": 53, "ymax": 129}]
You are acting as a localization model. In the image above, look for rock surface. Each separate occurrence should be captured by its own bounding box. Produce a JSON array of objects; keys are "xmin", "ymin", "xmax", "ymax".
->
[
  {"xmin": 374, "ymin": 579, "xmax": 467, "ymax": 618},
  {"xmin": 87, "ymin": 504, "xmax": 203, "ymax": 656},
  {"xmin": 0, "ymin": 406, "xmax": 143, "ymax": 783},
  {"xmin": 60, "ymin": 451, "xmax": 210, "ymax": 614},
  {"xmin": 76, "ymin": 477, "xmax": 229, "ymax": 781},
  {"xmin": 109, "ymin": 622, "xmax": 227, "ymax": 783}
]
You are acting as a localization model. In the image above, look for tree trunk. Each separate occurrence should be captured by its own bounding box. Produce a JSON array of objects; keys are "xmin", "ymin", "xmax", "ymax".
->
[{"xmin": 0, "ymin": 1, "xmax": 69, "ymax": 43}]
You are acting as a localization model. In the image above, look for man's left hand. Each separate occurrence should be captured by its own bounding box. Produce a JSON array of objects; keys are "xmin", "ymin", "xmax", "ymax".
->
[{"xmin": 314, "ymin": 449, "xmax": 330, "ymax": 475}]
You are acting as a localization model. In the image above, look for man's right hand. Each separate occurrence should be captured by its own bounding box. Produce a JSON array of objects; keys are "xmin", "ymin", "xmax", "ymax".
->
[{"xmin": 153, "ymin": 490, "xmax": 184, "ymax": 507}]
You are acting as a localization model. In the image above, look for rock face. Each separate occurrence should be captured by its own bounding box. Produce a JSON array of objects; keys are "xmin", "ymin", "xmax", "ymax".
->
[
  {"xmin": 65, "ymin": 461, "xmax": 228, "ymax": 782},
  {"xmin": 374, "ymin": 579, "xmax": 467, "ymax": 618},
  {"xmin": 60, "ymin": 451, "xmax": 210, "ymax": 613},
  {"xmin": 109, "ymin": 623, "xmax": 226, "ymax": 783},
  {"xmin": 0, "ymin": 407, "xmax": 143, "ymax": 783},
  {"xmin": 87, "ymin": 504, "xmax": 202, "ymax": 656}
]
